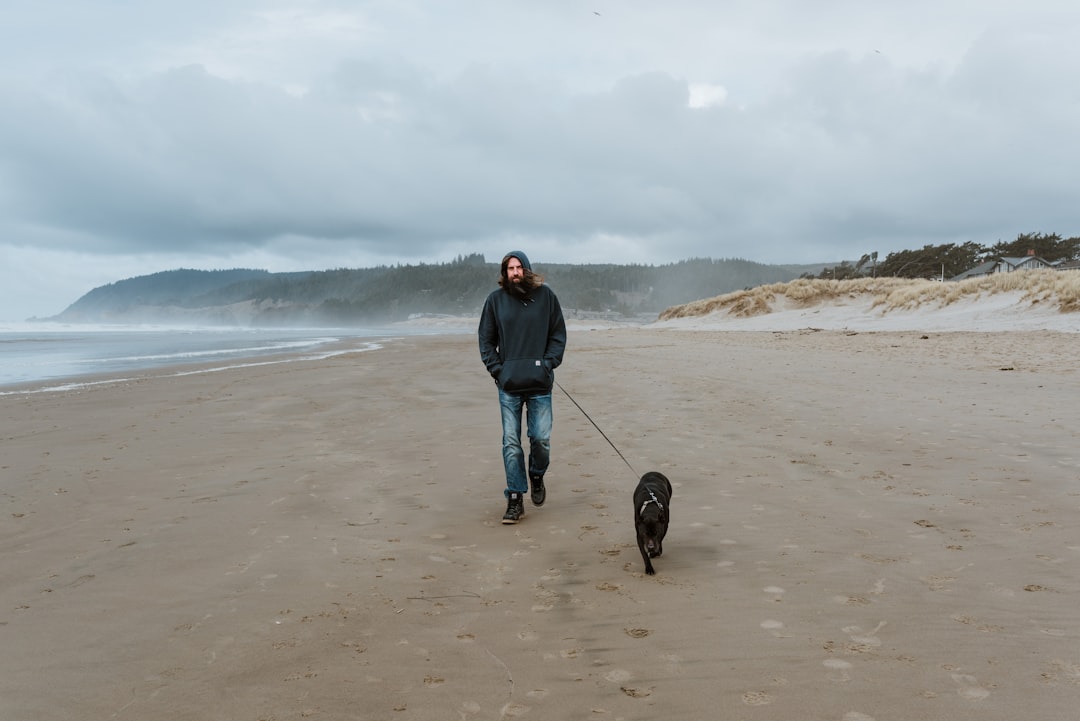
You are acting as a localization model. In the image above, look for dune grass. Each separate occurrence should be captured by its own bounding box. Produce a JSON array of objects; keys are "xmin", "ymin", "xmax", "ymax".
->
[{"xmin": 657, "ymin": 269, "xmax": 1080, "ymax": 320}]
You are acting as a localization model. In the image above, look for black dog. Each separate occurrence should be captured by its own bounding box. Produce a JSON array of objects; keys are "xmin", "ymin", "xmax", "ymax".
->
[{"xmin": 633, "ymin": 471, "xmax": 672, "ymax": 575}]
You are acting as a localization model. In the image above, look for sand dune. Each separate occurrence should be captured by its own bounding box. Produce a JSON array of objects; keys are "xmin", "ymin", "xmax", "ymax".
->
[
  {"xmin": 652, "ymin": 288, "xmax": 1078, "ymax": 332},
  {"xmin": 655, "ymin": 271, "xmax": 1080, "ymax": 333},
  {"xmin": 397, "ymin": 271, "xmax": 1080, "ymax": 334}
]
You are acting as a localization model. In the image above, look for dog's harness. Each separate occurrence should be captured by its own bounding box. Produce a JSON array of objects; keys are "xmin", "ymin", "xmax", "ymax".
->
[{"xmin": 639, "ymin": 490, "xmax": 665, "ymax": 517}]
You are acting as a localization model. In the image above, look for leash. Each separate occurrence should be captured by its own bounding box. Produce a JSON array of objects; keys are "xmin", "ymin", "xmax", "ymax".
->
[{"xmin": 556, "ymin": 381, "xmax": 638, "ymax": 478}]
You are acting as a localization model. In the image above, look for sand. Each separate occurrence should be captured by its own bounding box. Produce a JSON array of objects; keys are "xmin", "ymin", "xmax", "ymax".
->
[{"xmin": 3, "ymin": 327, "xmax": 1079, "ymax": 720}]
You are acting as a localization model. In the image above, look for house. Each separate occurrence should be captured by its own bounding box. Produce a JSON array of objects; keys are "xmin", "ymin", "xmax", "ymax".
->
[
  {"xmin": 950, "ymin": 251, "xmax": 1055, "ymax": 281},
  {"xmin": 950, "ymin": 260, "xmax": 998, "ymax": 281}
]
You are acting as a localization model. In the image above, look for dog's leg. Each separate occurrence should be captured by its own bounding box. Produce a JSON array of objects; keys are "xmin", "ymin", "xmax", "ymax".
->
[{"xmin": 639, "ymin": 540, "xmax": 655, "ymax": 575}]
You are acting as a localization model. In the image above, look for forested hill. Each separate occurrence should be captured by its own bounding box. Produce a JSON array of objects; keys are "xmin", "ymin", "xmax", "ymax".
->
[{"xmin": 51, "ymin": 255, "xmax": 821, "ymax": 326}]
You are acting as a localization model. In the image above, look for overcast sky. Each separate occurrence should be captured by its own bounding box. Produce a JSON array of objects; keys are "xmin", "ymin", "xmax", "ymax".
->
[{"xmin": 2, "ymin": 1, "xmax": 1079, "ymax": 320}]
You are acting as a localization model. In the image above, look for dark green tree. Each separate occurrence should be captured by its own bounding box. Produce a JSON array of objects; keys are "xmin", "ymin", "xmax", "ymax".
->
[
  {"xmin": 984, "ymin": 232, "xmax": 1080, "ymax": 262},
  {"xmin": 877, "ymin": 242, "xmax": 983, "ymax": 279}
]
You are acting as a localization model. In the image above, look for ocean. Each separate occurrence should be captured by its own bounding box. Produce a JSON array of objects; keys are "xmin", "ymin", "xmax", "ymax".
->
[{"xmin": 0, "ymin": 323, "xmax": 465, "ymax": 394}]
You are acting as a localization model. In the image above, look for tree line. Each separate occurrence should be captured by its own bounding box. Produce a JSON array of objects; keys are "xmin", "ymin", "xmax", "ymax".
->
[
  {"xmin": 65, "ymin": 232, "xmax": 1076, "ymax": 326},
  {"xmin": 812, "ymin": 232, "xmax": 1080, "ymax": 281},
  {"xmin": 56, "ymin": 254, "xmax": 815, "ymax": 325}
]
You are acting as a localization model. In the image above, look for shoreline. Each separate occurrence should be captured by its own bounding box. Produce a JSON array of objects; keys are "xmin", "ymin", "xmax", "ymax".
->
[
  {"xmin": 5, "ymin": 290, "xmax": 1076, "ymax": 394},
  {"xmin": 0, "ymin": 336, "xmax": 392, "ymax": 397},
  {"xmin": 3, "ymin": 329, "xmax": 1078, "ymax": 719},
  {"xmin": 5, "ymin": 322, "xmax": 1078, "ymax": 396}
]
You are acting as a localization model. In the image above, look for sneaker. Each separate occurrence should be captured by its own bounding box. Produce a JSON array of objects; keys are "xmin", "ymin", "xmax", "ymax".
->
[
  {"xmin": 502, "ymin": 492, "xmax": 525, "ymax": 524},
  {"xmin": 529, "ymin": 474, "xmax": 546, "ymax": 506}
]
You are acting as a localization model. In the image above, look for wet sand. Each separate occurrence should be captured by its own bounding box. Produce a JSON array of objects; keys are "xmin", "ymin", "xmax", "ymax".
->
[{"xmin": 2, "ymin": 329, "xmax": 1079, "ymax": 720}]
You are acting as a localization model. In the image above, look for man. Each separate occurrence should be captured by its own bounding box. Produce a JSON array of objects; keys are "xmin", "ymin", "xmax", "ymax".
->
[{"xmin": 478, "ymin": 251, "xmax": 567, "ymax": 524}]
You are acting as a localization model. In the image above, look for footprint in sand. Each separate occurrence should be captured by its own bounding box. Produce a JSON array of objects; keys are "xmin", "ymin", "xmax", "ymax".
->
[
  {"xmin": 1040, "ymin": 659, "xmax": 1080, "ymax": 684},
  {"xmin": 760, "ymin": 619, "xmax": 788, "ymax": 638},
  {"xmin": 621, "ymin": 686, "xmax": 652, "ymax": 698},
  {"xmin": 921, "ymin": 574, "xmax": 955, "ymax": 592},
  {"xmin": 823, "ymin": 659, "xmax": 853, "ymax": 682},
  {"xmin": 951, "ymin": 672, "xmax": 991, "ymax": 701},
  {"xmin": 66, "ymin": 574, "xmax": 96, "ymax": 588},
  {"xmin": 742, "ymin": 690, "xmax": 772, "ymax": 706},
  {"xmin": 763, "ymin": 586, "xmax": 785, "ymax": 602},
  {"xmin": 842, "ymin": 621, "xmax": 886, "ymax": 648},
  {"xmin": 500, "ymin": 702, "xmax": 530, "ymax": 717},
  {"xmin": 531, "ymin": 583, "xmax": 558, "ymax": 612},
  {"xmin": 603, "ymin": 669, "xmax": 632, "ymax": 683}
]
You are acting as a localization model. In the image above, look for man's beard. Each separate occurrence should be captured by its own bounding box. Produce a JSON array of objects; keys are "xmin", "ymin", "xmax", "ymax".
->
[{"xmin": 507, "ymin": 277, "xmax": 530, "ymax": 299}]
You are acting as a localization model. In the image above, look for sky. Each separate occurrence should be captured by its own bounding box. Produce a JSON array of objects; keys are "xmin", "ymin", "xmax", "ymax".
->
[{"xmin": 2, "ymin": 1, "xmax": 1079, "ymax": 320}]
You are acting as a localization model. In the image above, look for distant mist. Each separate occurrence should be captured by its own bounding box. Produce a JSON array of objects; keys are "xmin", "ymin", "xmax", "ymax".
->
[{"xmin": 50, "ymin": 256, "xmax": 826, "ymax": 327}]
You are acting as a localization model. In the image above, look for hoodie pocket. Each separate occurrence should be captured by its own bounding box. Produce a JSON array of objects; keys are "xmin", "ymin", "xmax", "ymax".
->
[{"xmin": 499, "ymin": 357, "xmax": 552, "ymax": 392}]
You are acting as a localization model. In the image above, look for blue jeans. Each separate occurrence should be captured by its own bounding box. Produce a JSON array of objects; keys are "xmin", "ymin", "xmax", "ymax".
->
[{"xmin": 498, "ymin": 389, "xmax": 552, "ymax": 497}]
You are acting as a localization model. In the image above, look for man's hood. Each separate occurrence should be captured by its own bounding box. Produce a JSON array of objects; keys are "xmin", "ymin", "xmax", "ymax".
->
[{"xmin": 503, "ymin": 250, "xmax": 532, "ymax": 271}]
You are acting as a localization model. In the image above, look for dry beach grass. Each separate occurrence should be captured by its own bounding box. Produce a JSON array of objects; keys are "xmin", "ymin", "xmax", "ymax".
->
[{"xmin": 660, "ymin": 268, "xmax": 1080, "ymax": 321}]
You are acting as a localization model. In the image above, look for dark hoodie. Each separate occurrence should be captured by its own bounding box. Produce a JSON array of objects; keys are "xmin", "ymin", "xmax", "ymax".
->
[{"xmin": 478, "ymin": 251, "xmax": 567, "ymax": 393}]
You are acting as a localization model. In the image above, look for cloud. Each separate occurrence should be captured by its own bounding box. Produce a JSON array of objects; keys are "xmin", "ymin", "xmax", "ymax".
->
[
  {"xmin": 688, "ymin": 83, "xmax": 727, "ymax": 109},
  {"xmin": 1, "ymin": 1, "xmax": 1079, "ymax": 320}
]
